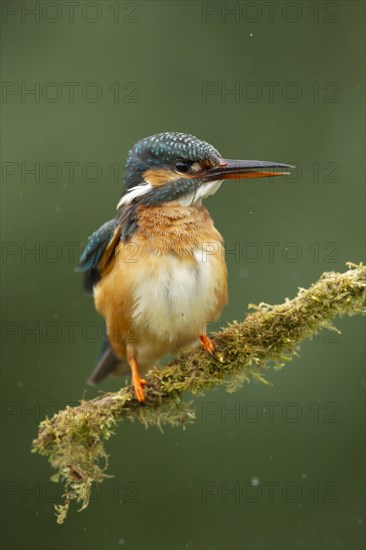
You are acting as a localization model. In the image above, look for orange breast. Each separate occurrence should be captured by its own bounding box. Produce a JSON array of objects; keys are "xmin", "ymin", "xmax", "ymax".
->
[{"xmin": 94, "ymin": 204, "xmax": 227, "ymax": 367}]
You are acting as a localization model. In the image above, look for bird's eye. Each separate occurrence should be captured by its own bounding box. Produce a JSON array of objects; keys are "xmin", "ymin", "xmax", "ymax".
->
[{"xmin": 174, "ymin": 160, "xmax": 190, "ymax": 173}]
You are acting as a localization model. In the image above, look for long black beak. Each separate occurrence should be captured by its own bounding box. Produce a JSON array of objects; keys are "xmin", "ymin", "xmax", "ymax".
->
[{"xmin": 201, "ymin": 159, "xmax": 293, "ymax": 182}]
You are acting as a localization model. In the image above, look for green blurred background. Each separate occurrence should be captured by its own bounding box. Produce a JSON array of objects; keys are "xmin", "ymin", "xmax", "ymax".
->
[{"xmin": 1, "ymin": 1, "xmax": 365, "ymax": 548}]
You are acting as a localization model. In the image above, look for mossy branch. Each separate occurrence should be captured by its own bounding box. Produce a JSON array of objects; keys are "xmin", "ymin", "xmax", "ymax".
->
[{"xmin": 32, "ymin": 263, "xmax": 366, "ymax": 523}]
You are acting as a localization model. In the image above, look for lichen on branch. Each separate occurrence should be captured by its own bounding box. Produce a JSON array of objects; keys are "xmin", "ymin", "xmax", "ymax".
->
[{"xmin": 32, "ymin": 263, "xmax": 366, "ymax": 523}]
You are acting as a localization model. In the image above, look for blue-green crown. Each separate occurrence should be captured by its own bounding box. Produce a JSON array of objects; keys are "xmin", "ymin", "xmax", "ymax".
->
[{"xmin": 124, "ymin": 132, "xmax": 221, "ymax": 190}]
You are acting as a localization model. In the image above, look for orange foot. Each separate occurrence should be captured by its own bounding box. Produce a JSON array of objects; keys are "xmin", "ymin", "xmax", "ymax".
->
[
  {"xmin": 200, "ymin": 335, "xmax": 215, "ymax": 356},
  {"xmin": 132, "ymin": 374, "xmax": 147, "ymax": 402},
  {"xmin": 128, "ymin": 355, "xmax": 147, "ymax": 402}
]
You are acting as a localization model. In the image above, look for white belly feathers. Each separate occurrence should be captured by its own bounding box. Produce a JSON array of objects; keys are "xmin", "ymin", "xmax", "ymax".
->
[{"xmin": 132, "ymin": 248, "xmax": 221, "ymax": 342}]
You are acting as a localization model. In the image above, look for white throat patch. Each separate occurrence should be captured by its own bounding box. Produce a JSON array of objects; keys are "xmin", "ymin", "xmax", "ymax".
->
[
  {"xmin": 174, "ymin": 180, "xmax": 223, "ymax": 207},
  {"xmin": 116, "ymin": 179, "xmax": 222, "ymax": 209}
]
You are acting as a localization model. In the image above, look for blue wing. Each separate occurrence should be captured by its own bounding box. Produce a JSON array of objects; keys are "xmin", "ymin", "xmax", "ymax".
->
[
  {"xmin": 77, "ymin": 219, "xmax": 127, "ymax": 383},
  {"xmin": 77, "ymin": 219, "xmax": 121, "ymax": 293}
]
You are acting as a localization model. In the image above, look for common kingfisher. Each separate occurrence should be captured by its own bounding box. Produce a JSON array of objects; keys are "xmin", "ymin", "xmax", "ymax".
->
[{"xmin": 78, "ymin": 132, "xmax": 291, "ymax": 402}]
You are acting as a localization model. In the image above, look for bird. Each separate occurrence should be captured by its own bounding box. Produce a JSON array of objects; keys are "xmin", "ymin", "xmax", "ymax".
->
[{"xmin": 77, "ymin": 132, "xmax": 291, "ymax": 402}]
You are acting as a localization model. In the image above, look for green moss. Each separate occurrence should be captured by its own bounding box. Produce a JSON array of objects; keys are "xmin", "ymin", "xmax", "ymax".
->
[{"xmin": 32, "ymin": 263, "xmax": 366, "ymax": 523}]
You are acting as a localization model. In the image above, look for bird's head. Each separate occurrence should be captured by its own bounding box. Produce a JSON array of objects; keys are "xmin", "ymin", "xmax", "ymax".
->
[{"xmin": 117, "ymin": 132, "xmax": 291, "ymax": 209}]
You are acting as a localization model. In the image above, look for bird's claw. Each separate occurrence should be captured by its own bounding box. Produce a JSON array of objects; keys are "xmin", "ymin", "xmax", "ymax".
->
[
  {"xmin": 132, "ymin": 376, "xmax": 147, "ymax": 402},
  {"xmin": 200, "ymin": 335, "xmax": 215, "ymax": 356}
]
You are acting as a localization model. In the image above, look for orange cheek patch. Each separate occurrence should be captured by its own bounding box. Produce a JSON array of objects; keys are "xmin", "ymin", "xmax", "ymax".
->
[{"xmin": 143, "ymin": 168, "xmax": 183, "ymax": 187}]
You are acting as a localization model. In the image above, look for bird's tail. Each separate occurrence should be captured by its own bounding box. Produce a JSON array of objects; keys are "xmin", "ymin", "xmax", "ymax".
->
[{"xmin": 87, "ymin": 328, "xmax": 129, "ymax": 385}]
